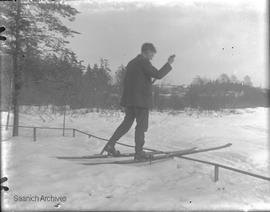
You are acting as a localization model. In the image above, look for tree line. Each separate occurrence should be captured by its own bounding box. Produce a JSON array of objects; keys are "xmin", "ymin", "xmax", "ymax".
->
[
  {"xmin": 3, "ymin": 52, "xmax": 269, "ymax": 111},
  {"xmin": 184, "ymin": 75, "xmax": 269, "ymax": 110}
]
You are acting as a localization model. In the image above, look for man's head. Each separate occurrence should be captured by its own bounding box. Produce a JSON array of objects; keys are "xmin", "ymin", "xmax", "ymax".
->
[{"xmin": 141, "ymin": 43, "xmax": 156, "ymax": 61}]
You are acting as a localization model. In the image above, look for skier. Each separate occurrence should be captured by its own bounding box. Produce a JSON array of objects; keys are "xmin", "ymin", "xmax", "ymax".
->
[{"xmin": 101, "ymin": 43, "xmax": 175, "ymax": 160}]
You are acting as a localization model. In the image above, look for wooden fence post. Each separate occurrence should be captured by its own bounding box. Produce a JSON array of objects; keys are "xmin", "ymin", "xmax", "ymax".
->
[
  {"xmin": 214, "ymin": 165, "xmax": 219, "ymax": 182},
  {"xmin": 33, "ymin": 127, "xmax": 36, "ymax": 142},
  {"xmin": 73, "ymin": 129, "xmax": 76, "ymax": 137}
]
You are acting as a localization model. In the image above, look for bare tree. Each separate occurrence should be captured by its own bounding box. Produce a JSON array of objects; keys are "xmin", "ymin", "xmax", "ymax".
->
[{"xmin": 218, "ymin": 73, "xmax": 230, "ymax": 84}]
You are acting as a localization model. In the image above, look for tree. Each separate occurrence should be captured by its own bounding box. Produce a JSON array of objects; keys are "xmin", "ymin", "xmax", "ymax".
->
[
  {"xmin": 81, "ymin": 60, "xmax": 112, "ymax": 108},
  {"xmin": 0, "ymin": 0, "xmax": 79, "ymax": 135},
  {"xmin": 95, "ymin": 60, "xmax": 112, "ymax": 108},
  {"xmin": 191, "ymin": 76, "xmax": 210, "ymax": 85},
  {"xmin": 218, "ymin": 73, "xmax": 230, "ymax": 84},
  {"xmin": 243, "ymin": 75, "xmax": 253, "ymax": 86},
  {"xmin": 191, "ymin": 76, "xmax": 204, "ymax": 85},
  {"xmin": 114, "ymin": 65, "xmax": 126, "ymax": 95},
  {"xmin": 230, "ymin": 74, "xmax": 238, "ymax": 83}
]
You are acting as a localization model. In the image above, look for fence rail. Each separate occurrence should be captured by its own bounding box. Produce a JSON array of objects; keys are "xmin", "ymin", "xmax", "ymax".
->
[
  {"xmin": 178, "ymin": 156, "xmax": 270, "ymax": 182},
  {"xmin": 2, "ymin": 125, "xmax": 270, "ymax": 183},
  {"xmin": 4, "ymin": 125, "xmax": 74, "ymax": 130}
]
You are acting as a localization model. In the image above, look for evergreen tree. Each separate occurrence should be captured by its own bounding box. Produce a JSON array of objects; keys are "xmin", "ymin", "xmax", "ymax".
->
[
  {"xmin": 243, "ymin": 75, "xmax": 253, "ymax": 86},
  {"xmin": 115, "ymin": 65, "xmax": 126, "ymax": 95},
  {"xmin": 0, "ymin": 0, "xmax": 79, "ymax": 135}
]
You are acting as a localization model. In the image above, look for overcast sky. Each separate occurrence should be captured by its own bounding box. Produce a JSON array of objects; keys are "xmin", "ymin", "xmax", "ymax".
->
[{"xmin": 64, "ymin": 0, "xmax": 268, "ymax": 88}]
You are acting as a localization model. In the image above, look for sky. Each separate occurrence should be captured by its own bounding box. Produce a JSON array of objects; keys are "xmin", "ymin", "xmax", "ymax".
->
[{"xmin": 64, "ymin": 0, "xmax": 268, "ymax": 88}]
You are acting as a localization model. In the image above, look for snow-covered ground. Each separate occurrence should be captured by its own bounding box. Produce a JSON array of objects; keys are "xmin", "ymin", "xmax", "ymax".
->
[{"xmin": 1, "ymin": 107, "xmax": 269, "ymax": 211}]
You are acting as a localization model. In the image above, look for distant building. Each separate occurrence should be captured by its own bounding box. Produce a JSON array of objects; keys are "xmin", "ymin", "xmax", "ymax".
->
[{"xmin": 156, "ymin": 84, "xmax": 188, "ymax": 98}]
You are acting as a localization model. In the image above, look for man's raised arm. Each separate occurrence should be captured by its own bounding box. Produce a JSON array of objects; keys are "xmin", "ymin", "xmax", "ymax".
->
[{"xmin": 142, "ymin": 55, "xmax": 175, "ymax": 79}]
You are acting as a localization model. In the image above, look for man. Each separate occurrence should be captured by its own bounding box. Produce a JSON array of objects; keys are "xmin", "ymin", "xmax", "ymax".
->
[{"xmin": 101, "ymin": 43, "xmax": 175, "ymax": 160}]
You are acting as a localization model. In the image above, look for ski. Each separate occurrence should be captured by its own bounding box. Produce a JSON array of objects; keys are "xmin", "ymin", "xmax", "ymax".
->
[
  {"xmin": 57, "ymin": 147, "xmax": 197, "ymax": 160},
  {"xmin": 81, "ymin": 143, "xmax": 232, "ymax": 165}
]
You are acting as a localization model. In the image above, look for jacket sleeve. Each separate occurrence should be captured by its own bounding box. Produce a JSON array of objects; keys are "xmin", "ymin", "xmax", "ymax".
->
[{"xmin": 141, "ymin": 60, "xmax": 172, "ymax": 79}]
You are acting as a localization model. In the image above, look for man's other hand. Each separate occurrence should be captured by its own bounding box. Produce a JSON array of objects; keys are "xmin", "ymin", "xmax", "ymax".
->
[{"xmin": 168, "ymin": 54, "xmax": 176, "ymax": 65}]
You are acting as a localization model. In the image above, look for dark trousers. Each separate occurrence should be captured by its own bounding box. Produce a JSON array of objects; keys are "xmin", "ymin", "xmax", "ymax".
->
[{"xmin": 108, "ymin": 106, "xmax": 149, "ymax": 153}]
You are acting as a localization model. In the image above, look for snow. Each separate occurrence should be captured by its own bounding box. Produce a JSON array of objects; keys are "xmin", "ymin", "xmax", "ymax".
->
[{"xmin": 1, "ymin": 107, "xmax": 270, "ymax": 210}]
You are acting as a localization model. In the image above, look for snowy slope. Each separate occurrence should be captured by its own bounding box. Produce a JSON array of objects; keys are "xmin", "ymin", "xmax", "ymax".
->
[{"xmin": 1, "ymin": 107, "xmax": 269, "ymax": 211}]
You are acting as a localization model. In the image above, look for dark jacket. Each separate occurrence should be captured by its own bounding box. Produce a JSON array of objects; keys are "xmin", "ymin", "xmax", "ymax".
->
[{"xmin": 120, "ymin": 54, "xmax": 172, "ymax": 108}]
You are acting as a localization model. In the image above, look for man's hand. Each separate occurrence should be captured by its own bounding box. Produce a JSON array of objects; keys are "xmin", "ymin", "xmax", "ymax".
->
[{"xmin": 168, "ymin": 54, "xmax": 176, "ymax": 65}]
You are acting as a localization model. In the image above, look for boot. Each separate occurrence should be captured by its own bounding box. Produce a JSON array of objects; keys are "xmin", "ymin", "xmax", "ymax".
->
[
  {"xmin": 134, "ymin": 151, "xmax": 152, "ymax": 161},
  {"xmin": 103, "ymin": 143, "xmax": 121, "ymax": 157}
]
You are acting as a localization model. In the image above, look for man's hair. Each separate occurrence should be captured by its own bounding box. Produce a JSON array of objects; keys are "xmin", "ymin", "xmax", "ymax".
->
[{"xmin": 141, "ymin": 43, "xmax": 157, "ymax": 53}]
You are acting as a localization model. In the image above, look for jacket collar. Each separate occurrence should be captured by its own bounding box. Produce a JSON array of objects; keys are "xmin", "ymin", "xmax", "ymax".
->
[{"xmin": 137, "ymin": 54, "xmax": 148, "ymax": 61}]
